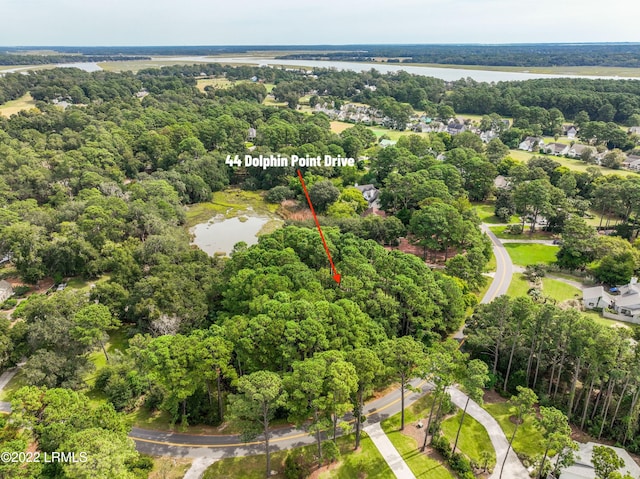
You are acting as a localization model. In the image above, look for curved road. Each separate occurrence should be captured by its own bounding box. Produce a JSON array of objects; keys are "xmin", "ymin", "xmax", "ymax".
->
[
  {"xmin": 0, "ymin": 224, "xmax": 522, "ymax": 476},
  {"xmin": 480, "ymin": 224, "xmax": 514, "ymax": 304}
]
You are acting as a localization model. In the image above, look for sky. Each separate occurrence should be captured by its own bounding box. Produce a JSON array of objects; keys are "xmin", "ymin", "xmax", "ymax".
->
[{"xmin": 0, "ymin": 0, "xmax": 637, "ymax": 46}]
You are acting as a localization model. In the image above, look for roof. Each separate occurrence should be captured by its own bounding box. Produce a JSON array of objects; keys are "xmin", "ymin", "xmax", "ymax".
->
[
  {"xmin": 582, "ymin": 286, "xmax": 607, "ymax": 300},
  {"xmin": 561, "ymin": 442, "xmax": 640, "ymax": 479},
  {"xmin": 355, "ymin": 184, "xmax": 378, "ymax": 193}
]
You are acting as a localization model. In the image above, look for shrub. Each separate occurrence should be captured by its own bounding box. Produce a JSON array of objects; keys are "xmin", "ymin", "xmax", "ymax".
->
[
  {"xmin": 284, "ymin": 452, "xmax": 312, "ymax": 479},
  {"xmin": 450, "ymin": 452, "xmax": 473, "ymax": 475},
  {"xmin": 431, "ymin": 434, "xmax": 451, "ymax": 460},
  {"xmin": 1, "ymin": 298, "xmax": 17, "ymax": 309},
  {"xmin": 505, "ymin": 224, "xmax": 523, "ymax": 235},
  {"xmin": 12, "ymin": 285, "xmax": 30, "ymax": 297},
  {"xmin": 266, "ymin": 186, "xmax": 294, "ymax": 203},
  {"xmin": 322, "ymin": 441, "xmax": 341, "ymax": 464}
]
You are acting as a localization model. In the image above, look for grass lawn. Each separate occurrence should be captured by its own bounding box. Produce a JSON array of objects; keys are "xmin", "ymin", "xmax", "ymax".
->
[
  {"xmin": 506, "ymin": 273, "xmax": 532, "ymax": 298},
  {"xmin": 330, "ymin": 121, "xmax": 353, "ymax": 134},
  {"xmin": 503, "ymin": 243, "xmax": 559, "ymax": 266},
  {"xmin": 185, "ymin": 190, "xmax": 279, "ymax": 227},
  {"xmin": 84, "ymin": 326, "xmax": 131, "ymax": 388},
  {"xmin": 483, "ymin": 402, "xmax": 544, "ymax": 459},
  {"xmin": 508, "ymin": 150, "xmax": 638, "ymax": 177},
  {"xmin": 203, "ymin": 434, "xmax": 393, "ymax": 479},
  {"xmin": 0, "ymin": 369, "xmax": 27, "ymax": 401},
  {"xmin": 541, "ymin": 277, "xmax": 581, "ymax": 303},
  {"xmin": 484, "ymin": 251, "xmax": 497, "ymax": 273},
  {"xmin": 0, "ymin": 93, "xmax": 37, "ymax": 117},
  {"xmin": 441, "ymin": 411, "xmax": 496, "ymax": 467},
  {"xmin": 149, "ymin": 457, "xmax": 192, "ymax": 479},
  {"xmin": 195, "ymin": 77, "xmax": 245, "ymax": 92},
  {"xmin": 381, "ymin": 414, "xmax": 455, "ymax": 479},
  {"xmin": 473, "ymin": 203, "xmax": 519, "ymax": 225},
  {"xmin": 581, "ymin": 310, "xmax": 631, "ymax": 329},
  {"xmin": 490, "ymin": 225, "xmax": 553, "ymax": 240}
]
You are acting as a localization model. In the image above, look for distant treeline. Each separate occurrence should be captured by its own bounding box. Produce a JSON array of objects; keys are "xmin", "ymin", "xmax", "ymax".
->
[
  {"xmin": 276, "ymin": 44, "xmax": 640, "ymax": 68},
  {"xmin": 0, "ymin": 53, "xmax": 150, "ymax": 66}
]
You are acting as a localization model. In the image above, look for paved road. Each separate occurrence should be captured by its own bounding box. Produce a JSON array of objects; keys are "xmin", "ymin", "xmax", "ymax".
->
[
  {"xmin": 453, "ymin": 224, "xmax": 514, "ymax": 342},
  {"xmin": 481, "ymin": 224, "xmax": 514, "ymax": 304},
  {"xmin": 132, "ymin": 378, "xmax": 432, "ymax": 458},
  {"xmin": 363, "ymin": 423, "xmax": 415, "ymax": 479},
  {"xmin": 449, "ymin": 387, "xmax": 529, "ymax": 479}
]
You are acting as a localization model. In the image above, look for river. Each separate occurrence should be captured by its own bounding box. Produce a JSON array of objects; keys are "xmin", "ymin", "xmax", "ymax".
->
[{"xmin": 159, "ymin": 56, "xmax": 628, "ymax": 82}]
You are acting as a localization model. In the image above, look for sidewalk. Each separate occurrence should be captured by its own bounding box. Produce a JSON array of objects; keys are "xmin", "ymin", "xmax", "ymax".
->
[{"xmin": 363, "ymin": 423, "xmax": 416, "ymax": 479}]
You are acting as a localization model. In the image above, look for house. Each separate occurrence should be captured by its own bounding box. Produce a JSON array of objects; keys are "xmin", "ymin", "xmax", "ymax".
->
[
  {"xmin": 544, "ymin": 142, "xmax": 570, "ymax": 156},
  {"xmin": 354, "ymin": 184, "xmax": 380, "ymax": 208},
  {"xmin": 493, "ymin": 175, "xmax": 510, "ymax": 190},
  {"xmin": 247, "ymin": 127, "xmax": 257, "ymax": 141},
  {"xmin": 560, "ymin": 442, "xmax": 640, "ymax": 479},
  {"xmin": 379, "ymin": 139, "xmax": 397, "ymax": 148},
  {"xmin": 480, "ymin": 130, "xmax": 499, "ymax": 143},
  {"xmin": 567, "ymin": 144, "xmax": 596, "ymax": 159},
  {"xmin": 564, "ymin": 125, "xmax": 578, "ymax": 139},
  {"xmin": 518, "ymin": 136, "xmax": 544, "ymax": 152},
  {"xmin": 628, "ymin": 126, "xmax": 640, "ymax": 135},
  {"xmin": 0, "ymin": 280, "xmax": 13, "ymax": 303},
  {"xmin": 583, "ymin": 278, "xmax": 640, "ymax": 323},
  {"xmin": 447, "ymin": 123, "xmax": 466, "ymax": 136},
  {"xmin": 623, "ymin": 154, "xmax": 640, "ymax": 170}
]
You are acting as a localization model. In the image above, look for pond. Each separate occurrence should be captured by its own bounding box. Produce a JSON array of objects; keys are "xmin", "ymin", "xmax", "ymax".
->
[{"xmin": 190, "ymin": 214, "xmax": 275, "ymax": 256}]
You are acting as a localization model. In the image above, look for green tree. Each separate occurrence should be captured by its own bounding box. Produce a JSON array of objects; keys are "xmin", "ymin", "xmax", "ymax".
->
[
  {"xmin": 499, "ymin": 387, "xmax": 537, "ymax": 479},
  {"xmin": 536, "ymin": 406, "xmax": 573, "ymax": 479},
  {"xmin": 308, "ymin": 180, "xmax": 340, "ymax": 213},
  {"xmin": 592, "ymin": 446, "xmax": 625, "ymax": 479},
  {"xmin": 452, "ymin": 359, "xmax": 489, "ymax": 454},
  {"xmin": 72, "ymin": 303, "xmax": 120, "ymax": 362},
  {"xmin": 348, "ymin": 348, "xmax": 383, "ymax": 449},
  {"xmin": 228, "ymin": 371, "xmax": 287, "ymax": 478},
  {"xmin": 380, "ymin": 337, "xmax": 424, "ymax": 431}
]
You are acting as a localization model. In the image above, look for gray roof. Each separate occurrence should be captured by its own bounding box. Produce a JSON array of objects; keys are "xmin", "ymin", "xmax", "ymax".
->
[
  {"xmin": 582, "ymin": 286, "xmax": 608, "ymax": 300},
  {"xmin": 0, "ymin": 280, "xmax": 12, "ymax": 292}
]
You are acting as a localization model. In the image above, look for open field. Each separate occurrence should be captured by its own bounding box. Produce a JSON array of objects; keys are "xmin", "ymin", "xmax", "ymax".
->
[
  {"xmin": 0, "ymin": 93, "xmax": 37, "ymax": 117},
  {"xmin": 508, "ymin": 149, "xmax": 638, "ymax": 177},
  {"xmin": 503, "ymin": 243, "xmax": 559, "ymax": 266},
  {"xmin": 98, "ymin": 59, "xmax": 217, "ymax": 72},
  {"xmin": 329, "ymin": 121, "xmax": 353, "ymax": 134}
]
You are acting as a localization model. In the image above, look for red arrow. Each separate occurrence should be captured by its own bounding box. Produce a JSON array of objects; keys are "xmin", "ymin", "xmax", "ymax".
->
[{"xmin": 297, "ymin": 169, "xmax": 341, "ymax": 284}]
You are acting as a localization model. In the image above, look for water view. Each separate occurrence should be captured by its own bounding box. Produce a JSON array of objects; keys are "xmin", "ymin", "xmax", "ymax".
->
[
  {"xmin": 163, "ymin": 56, "xmax": 626, "ymax": 82},
  {"xmin": 190, "ymin": 215, "xmax": 273, "ymax": 256}
]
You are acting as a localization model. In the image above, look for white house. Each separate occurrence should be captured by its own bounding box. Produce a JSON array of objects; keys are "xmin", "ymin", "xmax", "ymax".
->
[
  {"xmin": 355, "ymin": 184, "xmax": 380, "ymax": 209},
  {"xmin": 518, "ymin": 136, "xmax": 544, "ymax": 152},
  {"xmin": 583, "ymin": 278, "xmax": 640, "ymax": 323},
  {"xmin": 0, "ymin": 280, "xmax": 13, "ymax": 303},
  {"xmin": 567, "ymin": 144, "xmax": 596, "ymax": 159},
  {"xmin": 560, "ymin": 442, "xmax": 640, "ymax": 479},
  {"xmin": 565, "ymin": 125, "xmax": 578, "ymax": 139},
  {"xmin": 544, "ymin": 142, "xmax": 570, "ymax": 156}
]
